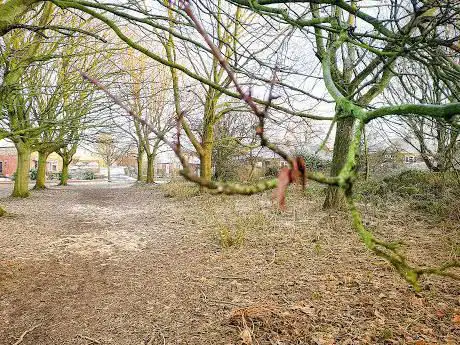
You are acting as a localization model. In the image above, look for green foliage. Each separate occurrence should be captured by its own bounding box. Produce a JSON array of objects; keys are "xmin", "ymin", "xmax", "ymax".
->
[
  {"xmin": 29, "ymin": 168, "xmax": 37, "ymax": 180},
  {"xmin": 83, "ymin": 171, "xmax": 95, "ymax": 180}
]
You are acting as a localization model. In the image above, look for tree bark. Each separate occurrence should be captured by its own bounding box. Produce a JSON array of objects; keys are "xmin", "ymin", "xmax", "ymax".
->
[
  {"xmin": 0, "ymin": 0, "xmax": 41, "ymax": 36},
  {"xmin": 107, "ymin": 164, "xmax": 111, "ymax": 182},
  {"xmin": 200, "ymin": 126, "xmax": 214, "ymax": 181},
  {"xmin": 137, "ymin": 148, "xmax": 144, "ymax": 182},
  {"xmin": 146, "ymin": 154, "xmax": 154, "ymax": 183},
  {"xmin": 12, "ymin": 142, "xmax": 31, "ymax": 197},
  {"xmin": 34, "ymin": 150, "xmax": 49, "ymax": 189},
  {"xmin": 59, "ymin": 158, "xmax": 70, "ymax": 186},
  {"xmin": 323, "ymin": 116, "xmax": 355, "ymax": 209}
]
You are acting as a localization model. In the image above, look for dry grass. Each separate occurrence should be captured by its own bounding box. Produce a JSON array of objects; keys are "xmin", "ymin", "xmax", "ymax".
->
[
  {"xmin": 0, "ymin": 181, "xmax": 459, "ymax": 345},
  {"xmin": 160, "ymin": 180, "xmax": 200, "ymax": 199}
]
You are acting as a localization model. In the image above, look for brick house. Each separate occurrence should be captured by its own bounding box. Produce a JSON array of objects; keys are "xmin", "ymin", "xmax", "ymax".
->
[
  {"xmin": 0, "ymin": 146, "xmax": 63, "ymax": 178},
  {"xmin": 0, "ymin": 146, "xmax": 17, "ymax": 177}
]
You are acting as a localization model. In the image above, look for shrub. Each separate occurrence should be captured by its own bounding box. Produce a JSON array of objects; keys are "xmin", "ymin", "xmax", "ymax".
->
[
  {"xmin": 29, "ymin": 168, "xmax": 37, "ymax": 180},
  {"xmin": 83, "ymin": 171, "xmax": 96, "ymax": 180}
]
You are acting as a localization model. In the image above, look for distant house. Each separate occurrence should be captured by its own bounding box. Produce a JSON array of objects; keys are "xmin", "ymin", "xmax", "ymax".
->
[
  {"xmin": 0, "ymin": 146, "xmax": 16, "ymax": 177},
  {"xmin": 30, "ymin": 152, "xmax": 62, "ymax": 175},
  {"xmin": 368, "ymin": 145, "xmax": 426, "ymax": 173},
  {"xmin": 154, "ymin": 150, "xmax": 200, "ymax": 178},
  {"xmin": 0, "ymin": 146, "xmax": 63, "ymax": 178},
  {"xmin": 68, "ymin": 154, "xmax": 103, "ymax": 179}
]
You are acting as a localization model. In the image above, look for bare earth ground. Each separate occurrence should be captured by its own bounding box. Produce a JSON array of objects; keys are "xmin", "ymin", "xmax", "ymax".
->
[{"xmin": 0, "ymin": 182, "xmax": 459, "ymax": 345}]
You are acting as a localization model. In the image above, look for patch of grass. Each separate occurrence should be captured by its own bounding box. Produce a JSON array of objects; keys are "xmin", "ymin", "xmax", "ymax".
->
[
  {"xmin": 216, "ymin": 224, "xmax": 245, "ymax": 248},
  {"xmin": 376, "ymin": 328, "xmax": 393, "ymax": 342},
  {"xmin": 160, "ymin": 181, "xmax": 200, "ymax": 199},
  {"xmin": 213, "ymin": 212, "xmax": 272, "ymax": 249}
]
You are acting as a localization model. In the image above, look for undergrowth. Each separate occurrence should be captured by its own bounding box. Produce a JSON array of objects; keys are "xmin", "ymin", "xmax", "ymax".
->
[
  {"xmin": 160, "ymin": 181, "xmax": 200, "ymax": 199},
  {"xmin": 355, "ymin": 170, "xmax": 460, "ymax": 221},
  {"xmin": 215, "ymin": 213, "xmax": 271, "ymax": 249}
]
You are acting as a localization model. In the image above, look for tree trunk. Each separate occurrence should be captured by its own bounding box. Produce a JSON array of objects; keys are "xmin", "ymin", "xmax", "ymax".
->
[
  {"xmin": 200, "ymin": 125, "xmax": 214, "ymax": 182},
  {"xmin": 12, "ymin": 142, "xmax": 31, "ymax": 197},
  {"xmin": 323, "ymin": 116, "xmax": 355, "ymax": 209},
  {"xmin": 59, "ymin": 158, "xmax": 70, "ymax": 186},
  {"xmin": 137, "ymin": 149, "xmax": 144, "ymax": 182},
  {"xmin": 363, "ymin": 127, "xmax": 369, "ymax": 181},
  {"xmin": 34, "ymin": 150, "xmax": 49, "ymax": 189},
  {"xmin": 107, "ymin": 164, "xmax": 111, "ymax": 182},
  {"xmin": 146, "ymin": 154, "xmax": 155, "ymax": 183}
]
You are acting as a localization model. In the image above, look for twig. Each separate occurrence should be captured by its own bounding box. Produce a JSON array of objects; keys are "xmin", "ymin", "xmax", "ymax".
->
[
  {"xmin": 11, "ymin": 324, "xmax": 40, "ymax": 345},
  {"xmin": 147, "ymin": 331, "xmax": 166, "ymax": 345},
  {"xmin": 213, "ymin": 275, "xmax": 252, "ymax": 281},
  {"xmin": 76, "ymin": 334, "xmax": 101, "ymax": 344},
  {"xmin": 206, "ymin": 299, "xmax": 242, "ymax": 307}
]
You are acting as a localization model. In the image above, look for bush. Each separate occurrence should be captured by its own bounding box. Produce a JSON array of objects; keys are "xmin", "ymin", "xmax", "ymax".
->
[
  {"xmin": 29, "ymin": 168, "xmax": 37, "ymax": 180},
  {"xmin": 83, "ymin": 171, "xmax": 96, "ymax": 180}
]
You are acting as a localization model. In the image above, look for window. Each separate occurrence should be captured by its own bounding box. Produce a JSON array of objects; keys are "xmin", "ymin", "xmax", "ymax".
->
[
  {"xmin": 405, "ymin": 156, "xmax": 416, "ymax": 163},
  {"xmin": 52, "ymin": 163, "xmax": 57, "ymax": 172},
  {"xmin": 0, "ymin": 161, "xmax": 3, "ymax": 174}
]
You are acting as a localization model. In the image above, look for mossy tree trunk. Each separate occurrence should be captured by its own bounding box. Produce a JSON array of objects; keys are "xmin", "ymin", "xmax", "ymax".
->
[
  {"xmin": 323, "ymin": 115, "xmax": 355, "ymax": 210},
  {"xmin": 200, "ymin": 135, "xmax": 213, "ymax": 181},
  {"xmin": 57, "ymin": 146, "xmax": 76, "ymax": 186},
  {"xmin": 59, "ymin": 158, "xmax": 70, "ymax": 186},
  {"xmin": 199, "ymin": 102, "xmax": 215, "ymax": 181},
  {"xmin": 12, "ymin": 142, "xmax": 31, "ymax": 197},
  {"xmin": 146, "ymin": 154, "xmax": 155, "ymax": 183},
  {"xmin": 137, "ymin": 147, "xmax": 144, "ymax": 182},
  {"xmin": 0, "ymin": 0, "xmax": 40, "ymax": 36},
  {"xmin": 34, "ymin": 150, "xmax": 50, "ymax": 189}
]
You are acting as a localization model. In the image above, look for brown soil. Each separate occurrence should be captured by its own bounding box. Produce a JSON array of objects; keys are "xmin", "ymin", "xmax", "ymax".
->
[{"xmin": 0, "ymin": 183, "xmax": 459, "ymax": 345}]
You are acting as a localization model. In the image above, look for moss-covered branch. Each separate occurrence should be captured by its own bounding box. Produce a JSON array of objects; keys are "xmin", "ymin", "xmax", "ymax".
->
[{"xmin": 365, "ymin": 102, "xmax": 460, "ymax": 124}]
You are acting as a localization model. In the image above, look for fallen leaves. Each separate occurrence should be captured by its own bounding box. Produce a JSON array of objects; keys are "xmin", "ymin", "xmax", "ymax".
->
[{"xmin": 452, "ymin": 314, "xmax": 460, "ymax": 325}]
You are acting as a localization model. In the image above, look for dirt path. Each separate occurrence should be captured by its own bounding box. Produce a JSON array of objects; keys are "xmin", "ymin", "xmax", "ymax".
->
[{"xmin": 0, "ymin": 183, "xmax": 459, "ymax": 344}]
